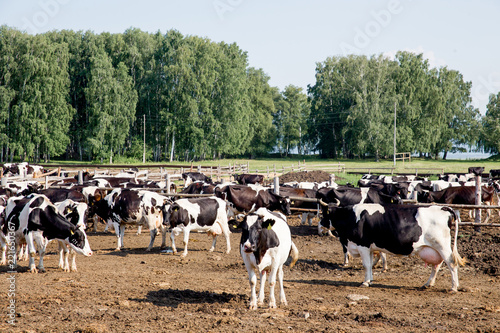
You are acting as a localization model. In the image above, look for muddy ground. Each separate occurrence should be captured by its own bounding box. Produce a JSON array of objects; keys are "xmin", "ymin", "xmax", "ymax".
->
[{"xmin": 1, "ymin": 209, "xmax": 499, "ymax": 333}]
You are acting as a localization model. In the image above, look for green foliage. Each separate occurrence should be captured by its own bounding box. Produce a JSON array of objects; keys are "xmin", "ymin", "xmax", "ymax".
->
[
  {"xmin": 481, "ymin": 92, "xmax": 500, "ymax": 154},
  {"xmin": 0, "ymin": 26, "xmax": 492, "ymax": 163}
]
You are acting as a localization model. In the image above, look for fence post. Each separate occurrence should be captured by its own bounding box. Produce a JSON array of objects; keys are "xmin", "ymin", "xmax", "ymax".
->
[
  {"xmin": 470, "ymin": 167, "xmax": 484, "ymax": 232},
  {"xmin": 329, "ymin": 174, "xmax": 336, "ymax": 186},
  {"xmin": 45, "ymin": 175, "xmax": 49, "ymax": 189},
  {"xmin": 78, "ymin": 171, "xmax": 83, "ymax": 185},
  {"xmin": 166, "ymin": 174, "xmax": 171, "ymax": 194},
  {"xmin": 274, "ymin": 177, "xmax": 279, "ymax": 195},
  {"xmin": 1, "ymin": 177, "xmax": 7, "ymax": 187},
  {"xmin": 266, "ymin": 166, "xmax": 269, "ymax": 179},
  {"xmin": 273, "ymin": 164, "xmax": 276, "ymax": 177}
]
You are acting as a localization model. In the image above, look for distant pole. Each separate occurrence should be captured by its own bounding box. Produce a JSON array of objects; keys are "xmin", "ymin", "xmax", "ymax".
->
[
  {"xmin": 393, "ymin": 101, "xmax": 396, "ymax": 167},
  {"xmin": 143, "ymin": 114, "xmax": 146, "ymax": 163}
]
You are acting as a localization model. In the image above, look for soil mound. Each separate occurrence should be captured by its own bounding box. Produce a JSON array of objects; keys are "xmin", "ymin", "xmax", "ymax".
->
[{"xmin": 279, "ymin": 170, "xmax": 333, "ymax": 183}]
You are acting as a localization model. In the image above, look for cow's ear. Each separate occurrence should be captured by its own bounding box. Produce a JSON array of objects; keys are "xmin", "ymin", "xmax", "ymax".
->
[
  {"xmin": 228, "ymin": 219, "xmax": 241, "ymax": 230},
  {"xmin": 262, "ymin": 219, "xmax": 275, "ymax": 230}
]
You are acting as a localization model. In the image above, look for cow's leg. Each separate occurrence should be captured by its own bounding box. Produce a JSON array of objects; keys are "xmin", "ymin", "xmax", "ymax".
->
[
  {"xmin": 267, "ymin": 266, "xmax": 279, "ymax": 309},
  {"xmin": 277, "ymin": 264, "xmax": 287, "ymax": 307},
  {"xmin": 208, "ymin": 234, "xmax": 217, "ymax": 252},
  {"xmin": 160, "ymin": 225, "xmax": 168, "ymax": 249},
  {"xmin": 70, "ymin": 250, "xmax": 77, "ymax": 272},
  {"xmin": 92, "ymin": 215, "xmax": 100, "ymax": 233},
  {"xmin": 58, "ymin": 241, "xmax": 70, "ymax": 272},
  {"xmin": 34, "ymin": 236, "xmax": 47, "ymax": 273},
  {"xmin": 222, "ymin": 222, "xmax": 231, "ymax": 254},
  {"xmin": 146, "ymin": 227, "xmax": 157, "ymax": 251},
  {"xmin": 257, "ymin": 270, "xmax": 267, "ymax": 307},
  {"xmin": 0, "ymin": 235, "xmax": 6, "ymax": 265},
  {"xmin": 113, "ymin": 222, "xmax": 122, "ymax": 251},
  {"xmin": 25, "ymin": 233, "xmax": 38, "ymax": 273},
  {"xmin": 300, "ymin": 213, "xmax": 307, "ymax": 225},
  {"xmin": 170, "ymin": 230, "xmax": 178, "ymax": 254},
  {"xmin": 247, "ymin": 267, "xmax": 258, "ymax": 310},
  {"xmin": 359, "ymin": 248, "xmax": 373, "ymax": 287},
  {"xmin": 136, "ymin": 225, "xmax": 142, "ymax": 235},
  {"xmin": 422, "ymin": 262, "xmax": 443, "ymax": 289},
  {"xmin": 181, "ymin": 229, "xmax": 190, "ymax": 257}
]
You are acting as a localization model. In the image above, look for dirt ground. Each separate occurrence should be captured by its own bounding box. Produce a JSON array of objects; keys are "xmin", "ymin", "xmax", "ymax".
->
[
  {"xmin": 1, "ymin": 170, "xmax": 499, "ymax": 332},
  {"xmin": 1, "ymin": 209, "xmax": 499, "ymax": 333}
]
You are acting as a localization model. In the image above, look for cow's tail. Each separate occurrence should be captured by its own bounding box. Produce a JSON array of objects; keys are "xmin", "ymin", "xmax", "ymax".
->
[
  {"xmin": 442, "ymin": 207, "xmax": 466, "ymax": 267},
  {"xmin": 289, "ymin": 241, "xmax": 299, "ymax": 269}
]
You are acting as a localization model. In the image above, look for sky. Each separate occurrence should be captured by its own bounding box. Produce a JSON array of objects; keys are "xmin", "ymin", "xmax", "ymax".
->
[{"xmin": 0, "ymin": 0, "xmax": 499, "ymax": 115}]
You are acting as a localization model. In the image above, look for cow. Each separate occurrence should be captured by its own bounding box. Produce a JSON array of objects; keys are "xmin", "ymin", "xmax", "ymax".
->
[
  {"xmin": 1, "ymin": 194, "xmax": 92, "ymax": 273},
  {"xmin": 422, "ymin": 185, "xmax": 496, "ymax": 223},
  {"xmin": 163, "ymin": 197, "xmax": 231, "ymax": 257},
  {"xmin": 234, "ymin": 174, "xmax": 264, "ymax": 185},
  {"xmin": 215, "ymin": 184, "xmax": 291, "ymax": 217},
  {"xmin": 277, "ymin": 187, "xmax": 319, "ymax": 226},
  {"xmin": 38, "ymin": 188, "xmax": 86, "ymax": 203},
  {"xmin": 319, "ymin": 203, "xmax": 465, "ymax": 292},
  {"xmin": 238, "ymin": 207, "xmax": 299, "ymax": 309},
  {"xmin": 55, "ymin": 199, "xmax": 89, "ymax": 272},
  {"xmin": 182, "ymin": 172, "xmax": 212, "ymax": 188},
  {"xmin": 89, "ymin": 188, "xmax": 170, "ymax": 251},
  {"xmin": 179, "ymin": 181, "xmax": 215, "ymax": 195},
  {"xmin": 316, "ymin": 186, "xmax": 402, "ymax": 208}
]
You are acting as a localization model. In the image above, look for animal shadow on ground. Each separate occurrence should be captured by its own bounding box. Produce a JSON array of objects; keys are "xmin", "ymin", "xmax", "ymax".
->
[{"xmin": 131, "ymin": 288, "xmax": 246, "ymax": 308}]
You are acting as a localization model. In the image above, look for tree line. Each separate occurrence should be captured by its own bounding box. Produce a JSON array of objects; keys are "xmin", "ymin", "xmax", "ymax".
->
[{"xmin": 0, "ymin": 26, "xmax": 498, "ymax": 163}]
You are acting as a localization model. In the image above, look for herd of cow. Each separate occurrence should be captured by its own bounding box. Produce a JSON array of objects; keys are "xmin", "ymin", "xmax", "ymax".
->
[{"xmin": 0, "ymin": 163, "xmax": 499, "ymax": 309}]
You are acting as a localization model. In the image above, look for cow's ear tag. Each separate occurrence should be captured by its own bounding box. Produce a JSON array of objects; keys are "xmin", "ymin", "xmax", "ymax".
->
[
  {"xmin": 70, "ymin": 230, "xmax": 74, "ymax": 235},
  {"xmin": 267, "ymin": 224, "xmax": 272, "ymax": 230}
]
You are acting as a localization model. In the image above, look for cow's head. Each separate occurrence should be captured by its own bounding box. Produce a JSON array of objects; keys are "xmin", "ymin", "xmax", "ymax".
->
[
  {"xmin": 240, "ymin": 214, "xmax": 279, "ymax": 264},
  {"xmin": 67, "ymin": 227, "xmax": 93, "ymax": 256},
  {"xmin": 277, "ymin": 195, "xmax": 292, "ymax": 216},
  {"xmin": 318, "ymin": 201, "xmax": 338, "ymax": 235},
  {"xmin": 163, "ymin": 203, "xmax": 187, "ymax": 228}
]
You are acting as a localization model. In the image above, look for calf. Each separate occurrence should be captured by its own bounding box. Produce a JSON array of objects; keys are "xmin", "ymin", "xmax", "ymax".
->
[
  {"xmin": 320, "ymin": 203, "xmax": 465, "ymax": 292},
  {"xmin": 163, "ymin": 197, "xmax": 230, "ymax": 257},
  {"xmin": 2, "ymin": 194, "xmax": 92, "ymax": 273},
  {"xmin": 239, "ymin": 207, "xmax": 299, "ymax": 309}
]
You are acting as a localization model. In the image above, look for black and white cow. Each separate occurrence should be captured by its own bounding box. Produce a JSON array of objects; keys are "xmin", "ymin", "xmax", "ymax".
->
[
  {"xmin": 55, "ymin": 199, "xmax": 88, "ymax": 272},
  {"xmin": 238, "ymin": 207, "xmax": 299, "ymax": 309},
  {"xmin": 163, "ymin": 197, "xmax": 230, "ymax": 257},
  {"xmin": 234, "ymin": 174, "xmax": 264, "ymax": 185},
  {"xmin": 215, "ymin": 184, "xmax": 292, "ymax": 217},
  {"xmin": 319, "ymin": 203, "xmax": 465, "ymax": 292},
  {"xmin": 90, "ymin": 188, "xmax": 170, "ymax": 251},
  {"xmin": 1, "ymin": 194, "xmax": 92, "ymax": 273},
  {"xmin": 182, "ymin": 172, "xmax": 212, "ymax": 188}
]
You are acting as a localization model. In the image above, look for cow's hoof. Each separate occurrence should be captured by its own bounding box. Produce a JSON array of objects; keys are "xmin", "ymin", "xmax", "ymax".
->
[
  {"xmin": 71, "ymin": 267, "xmax": 78, "ymax": 272},
  {"xmin": 30, "ymin": 268, "xmax": 38, "ymax": 274},
  {"xmin": 268, "ymin": 303, "xmax": 277, "ymax": 309},
  {"xmin": 209, "ymin": 247, "xmax": 215, "ymax": 252},
  {"xmin": 449, "ymin": 289, "xmax": 458, "ymax": 294},
  {"xmin": 249, "ymin": 303, "xmax": 258, "ymax": 310},
  {"xmin": 360, "ymin": 282, "xmax": 370, "ymax": 288},
  {"xmin": 226, "ymin": 250, "xmax": 231, "ymax": 254},
  {"xmin": 180, "ymin": 253, "xmax": 187, "ymax": 258}
]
